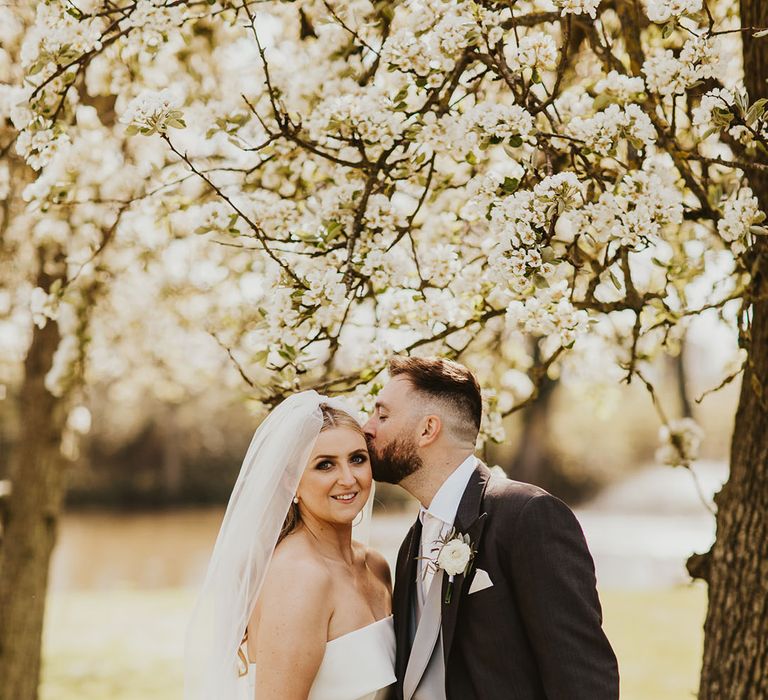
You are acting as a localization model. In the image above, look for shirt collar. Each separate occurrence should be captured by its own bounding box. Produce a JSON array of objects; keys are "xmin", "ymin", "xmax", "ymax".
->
[{"xmin": 419, "ymin": 454, "xmax": 477, "ymax": 526}]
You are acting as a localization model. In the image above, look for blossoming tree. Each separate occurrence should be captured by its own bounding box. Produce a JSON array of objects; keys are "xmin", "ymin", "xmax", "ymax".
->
[
  {"xmin": 5, "ymin": 0, "xmax": 768, "ymax": 697},
  {"xmin": 1, "ymin": 3, "xmax": 256, "ymax": 695}
]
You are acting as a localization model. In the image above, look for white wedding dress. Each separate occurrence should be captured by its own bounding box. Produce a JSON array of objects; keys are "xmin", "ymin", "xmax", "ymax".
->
[{"xmin": 239, "ymin": 615, "xmax": 396, "ymax": 700}]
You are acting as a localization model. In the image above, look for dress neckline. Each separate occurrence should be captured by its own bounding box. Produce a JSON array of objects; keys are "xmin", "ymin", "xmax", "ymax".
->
[
  {"xmin": 246, "ymin": 615, "xmax": 393, "ymax": 665},
  {"xmin": 327, "ymin": 615, "xmax": 393, "ymax": 645}
]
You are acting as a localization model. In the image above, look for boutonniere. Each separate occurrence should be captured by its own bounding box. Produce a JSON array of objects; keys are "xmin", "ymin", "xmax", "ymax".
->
[{"xmin": 424, "ymin": 528, "xmax": 478, "ymax": 604}]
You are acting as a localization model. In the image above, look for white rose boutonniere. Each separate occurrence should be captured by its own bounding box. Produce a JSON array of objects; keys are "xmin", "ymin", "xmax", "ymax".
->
[
  {"xmin": 437, "ymin": 537, "xmax": 472, "ymax": 576},
  {"xmin": 433, "ymin": 529, "xmax": 478, "ymax": 604}
]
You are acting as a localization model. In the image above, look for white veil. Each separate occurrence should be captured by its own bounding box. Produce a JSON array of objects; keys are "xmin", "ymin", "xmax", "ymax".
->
[{"xmin": 183, "ymin": 390, "xmax": 374, "ymax": 700}]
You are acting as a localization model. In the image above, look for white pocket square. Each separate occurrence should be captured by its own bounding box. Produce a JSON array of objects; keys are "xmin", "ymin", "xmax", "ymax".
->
[{"xmin": 468, "ymin": 567, "xmax": 493, "ymax": 594}]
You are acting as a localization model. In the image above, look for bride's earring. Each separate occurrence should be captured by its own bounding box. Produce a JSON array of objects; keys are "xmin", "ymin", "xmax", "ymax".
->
[{"xmin": 293, "ymin": 496, "xmax": 299, "ymax": 504}]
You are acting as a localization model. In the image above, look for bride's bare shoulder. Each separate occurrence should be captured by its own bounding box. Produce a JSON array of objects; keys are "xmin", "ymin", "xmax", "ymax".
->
[
  {"xmin": 266, "ymin": 531, "xmax": 331, "ymax": 587},
  {"xmin": 364, "ymin": 546, "xmax": 392, "ymax": 588}
]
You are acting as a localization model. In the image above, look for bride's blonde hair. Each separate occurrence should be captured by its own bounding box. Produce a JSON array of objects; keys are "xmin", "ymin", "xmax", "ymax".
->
[{"xmin": 277, "ymin": 403, "xmax": 365, "ymax": 545}]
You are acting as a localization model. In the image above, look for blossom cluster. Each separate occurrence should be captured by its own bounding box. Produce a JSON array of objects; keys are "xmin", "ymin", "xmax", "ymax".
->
[
  {"xmin": 554, "ymin": 0, "xmax": 601, "ymax": 19},
  {"xmin": 506, "ymin": 281, "xmax": 590, "ymax": 348},
  {"xmin": 655, "ymin": 418, "xmax": 704, "ymax": 468},
  {"xmin": 718, "ymin": 187, "xmax": 763, "ymax": 255},
  {"xmin": 306, "ymin": 88, "xmax": 411, "ymax": 153},
  {"xmin": 645, "ymin": 0, "xmax": 703, "ymax": 24},
  {"xmin": 567, "ymin": 159, "xmax": 683, "ymax": 248},
  {"xmin": 643, "ymin": 37, "xmax": 720, "ymax": 98},
  {"xmin": 506, "ymin": 33, "xmax": 559, "ymax": 73},
  {"xmin": 423, "ymin": 102, "xmax": 535, "ymax": 158},
  {"xmin": 567, "ymin": 103, "xmax": 656, "ymax": 155},
  {"xmin": 120, "ymin": 89, "xmax": 186, "ymax": 135},
  {"xmin": 594, "ymin": 71, "xmax": 646, "ymax": 103}
]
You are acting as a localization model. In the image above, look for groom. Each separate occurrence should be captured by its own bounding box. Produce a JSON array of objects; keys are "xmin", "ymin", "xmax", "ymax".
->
[{"xmin": 363, "ymin": 356, "xmax": 619, "ymax": 700}]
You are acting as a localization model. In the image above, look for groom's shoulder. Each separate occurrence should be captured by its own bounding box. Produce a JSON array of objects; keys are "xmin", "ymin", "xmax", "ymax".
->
[
  {"xmin": 483, "ymin": 475, "xmax": 557, "ymax": 517},
  {"xmin": 485, "ymin": 475, "xmax": 549, "ymax": 503},
  {"xmin": 482, "ymin": 474, "xmax": 584, "ymax": 536}
]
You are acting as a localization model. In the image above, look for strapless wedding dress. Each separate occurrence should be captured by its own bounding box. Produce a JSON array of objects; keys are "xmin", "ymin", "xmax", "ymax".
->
[{"xmin": 239, "ymin": 615, "xmax": 396, "ymax": 700}]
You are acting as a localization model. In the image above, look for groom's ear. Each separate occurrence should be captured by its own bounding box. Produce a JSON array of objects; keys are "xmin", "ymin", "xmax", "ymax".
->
[{"xmin": 417, "ymin": 414, "xmax": 442, "ymax": 447}]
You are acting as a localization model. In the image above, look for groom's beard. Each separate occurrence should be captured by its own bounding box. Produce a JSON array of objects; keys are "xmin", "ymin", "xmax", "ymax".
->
[{"xmin": 367, "ymin": 432, "xmax": 423, "ymax": 484}]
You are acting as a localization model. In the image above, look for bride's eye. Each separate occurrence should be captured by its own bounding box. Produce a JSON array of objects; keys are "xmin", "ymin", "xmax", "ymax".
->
[
  {"xmin": 316, "ymin": 460, "xmax": 333, "ymax": 470},
  {"xmin": 351, "ymin": 453, "xmax": 368, "ymax": 464}
]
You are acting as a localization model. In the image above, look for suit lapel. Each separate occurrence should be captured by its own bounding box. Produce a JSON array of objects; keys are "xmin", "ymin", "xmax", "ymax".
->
[
  {"xmin": 403, "ymin": 569, "xmax": 444, "ymax": 700},
  {"xmin": 440, "ymin": 462, "xmax": 491, "ymax": 664},
  {"xmin": 394, "ymin": 515, "xmax": 422, "ymax": 683}
]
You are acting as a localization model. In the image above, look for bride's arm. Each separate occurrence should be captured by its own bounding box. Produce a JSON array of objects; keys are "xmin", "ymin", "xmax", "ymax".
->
[{"xmin": 249, "ymin": 554, "xmax": 333, "ymax": 699}]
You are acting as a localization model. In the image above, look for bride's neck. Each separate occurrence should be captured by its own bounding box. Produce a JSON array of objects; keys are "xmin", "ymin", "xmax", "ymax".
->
[{"xmin": 298, "ymin": 514, "xmax": 355, "ymax": 565}]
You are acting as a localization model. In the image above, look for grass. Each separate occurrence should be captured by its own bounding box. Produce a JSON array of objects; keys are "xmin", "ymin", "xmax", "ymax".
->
[{"xmin": 41, "ymin": 584, "xmax": 707, "ymax": 700}]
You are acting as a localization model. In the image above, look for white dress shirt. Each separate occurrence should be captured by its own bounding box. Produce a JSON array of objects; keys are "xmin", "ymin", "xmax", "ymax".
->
[{"xmin": 417, "ymin": 455, "xmax": 477, "ymax": 611}]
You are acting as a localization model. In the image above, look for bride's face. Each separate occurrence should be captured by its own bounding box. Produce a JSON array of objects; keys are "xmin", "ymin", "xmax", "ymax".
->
[{"xmin": 296, "ymin": 427, "xmax": 372, "ymax": 526}]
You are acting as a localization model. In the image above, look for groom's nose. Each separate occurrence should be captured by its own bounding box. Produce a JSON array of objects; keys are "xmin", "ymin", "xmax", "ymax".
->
[{"xmin": 362, "ymin": 416, "xmax": 375, "ymax": 437}]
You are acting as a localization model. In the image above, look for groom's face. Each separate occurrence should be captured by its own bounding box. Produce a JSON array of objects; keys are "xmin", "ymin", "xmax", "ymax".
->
[{"xmin": 363, "ymin": 377, "xmax": 424, "ymax": 484}]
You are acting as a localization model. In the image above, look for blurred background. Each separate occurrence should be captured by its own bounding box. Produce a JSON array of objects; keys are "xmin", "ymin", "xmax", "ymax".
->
[{"xmin": 0, "ymin": 309, "xmax": 736, "ymax": 700}]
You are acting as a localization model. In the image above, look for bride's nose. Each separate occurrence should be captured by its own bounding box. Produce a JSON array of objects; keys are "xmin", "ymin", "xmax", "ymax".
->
[{"xmin": 337, "ymin": 464, "xmax": 357, "ymax": 487}]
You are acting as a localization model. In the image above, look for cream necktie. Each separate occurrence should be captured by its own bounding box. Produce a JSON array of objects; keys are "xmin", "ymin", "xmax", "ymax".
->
[{"xmin": 419, "ymin": 511, "xmax": 445, "ymax": 607}]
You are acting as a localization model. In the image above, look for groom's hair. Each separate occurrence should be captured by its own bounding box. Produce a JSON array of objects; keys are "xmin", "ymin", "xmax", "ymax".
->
[{"xmin": 388, "ymin": 356, "xmax": 482, "ymax": 443}]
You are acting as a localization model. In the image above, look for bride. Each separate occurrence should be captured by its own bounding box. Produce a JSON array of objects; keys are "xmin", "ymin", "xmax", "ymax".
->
[{"xmin": 184, "ymin": 392, "xmax": 396, "ymax": 700}]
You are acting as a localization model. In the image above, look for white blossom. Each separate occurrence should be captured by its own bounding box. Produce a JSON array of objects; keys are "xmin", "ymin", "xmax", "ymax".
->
[
  {"xmin": 567, "ymin": 103, "xmax": 656, "ymax": 155},
  {"xmin": 645, "ymin": 0, "xmax": 703, "ymax": 24},
  {"xmin": 506, "ymin": 281, "xmax": 590, "ymax": 347},
  {"xmin": 656, "ymin": 418, "xmax": 704, "ymax": 467},
  {"xmin": 643, "ymin": 37, "xmax": 719, "ymax": 98},
  {"xmin": 120, "ymin": 89, "xmax": 186, "ymax": 135},
  {"xmin": 594, "ymin": 71, "xmax": 646, "ymax": 102},
  {"xmin": 506, "ymin": 33, "xmax": 559, "ymax": 72},
  {"xmin": 718, "ymin": 187, "xmax": 763, "ymax": 253},
  {"xmin": 554, "ymin": 0, "xmax": 601, "ymax": 19}
]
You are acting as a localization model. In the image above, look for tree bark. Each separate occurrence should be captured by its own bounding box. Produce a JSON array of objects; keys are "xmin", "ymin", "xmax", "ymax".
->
[
  {"xmin": 0, "ymin": 267, "xmax": 67, "ymax": 700},
  {"xmin": 696, "ymin": 3, "xmax": 768, "ymax": 695}
]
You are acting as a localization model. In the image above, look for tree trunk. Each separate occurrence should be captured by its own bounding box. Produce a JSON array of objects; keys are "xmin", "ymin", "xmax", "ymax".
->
[
  {"xmin": 0, "ymin": 271, "xmax": 67, "ymax": 700},
  {"xmin": 696, "ymin": 3, "xmax": 768, "ymax": 695},
  {"xmin": 511, "ymin": 366, "xmax": 558, "ymax": 486}
]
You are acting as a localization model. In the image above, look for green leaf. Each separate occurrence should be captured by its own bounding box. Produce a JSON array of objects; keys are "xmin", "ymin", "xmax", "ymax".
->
[
  {"xmin": 502, "ymin": 176, "xmax": 520, "ymax": 193},
  {"xmin": 593, "ymin": 93, "xmax": 615, "ymax": 111},
  {"xmin": 541, "ymin": 246, "xmax": 556, "ymax": 263},
  {"xmin": 28, "ymin": 59, "xmax": 47, "ymax": 76},
  {"xmin": 712, "ymin": 107, "xmax": 734, "ymax": 126},
  {"xmin": 607, "ymin": 268, "xmax": 622, "ymax": 290},
  {"xmin": 532, "ymin": 274, "xmax": 550, "ymax": 289},
  {"xmin": 253, "ymin": 349, "xmax": 270, "ymax": 365},
  {"xmin": 662, "ymin": 21, "xmax": 676, "ymax": 39},
  {"xmin": 508, "ymin": 134, "xmax": 523, "ymax": 148},
  {"xmin": 745, "ymin": 98, "xmax": 768, "ymax": 126}
]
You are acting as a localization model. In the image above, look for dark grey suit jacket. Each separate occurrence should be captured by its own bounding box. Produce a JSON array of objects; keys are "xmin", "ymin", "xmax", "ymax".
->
[{"xmin": 393, "ymin": 462, "xmax": 620, "ymax": 700}]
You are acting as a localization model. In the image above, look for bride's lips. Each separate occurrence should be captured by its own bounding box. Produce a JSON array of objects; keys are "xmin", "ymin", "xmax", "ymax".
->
[{"xmin": 330, "ymin": 491, "xmax": 359, "ymax": 503}]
